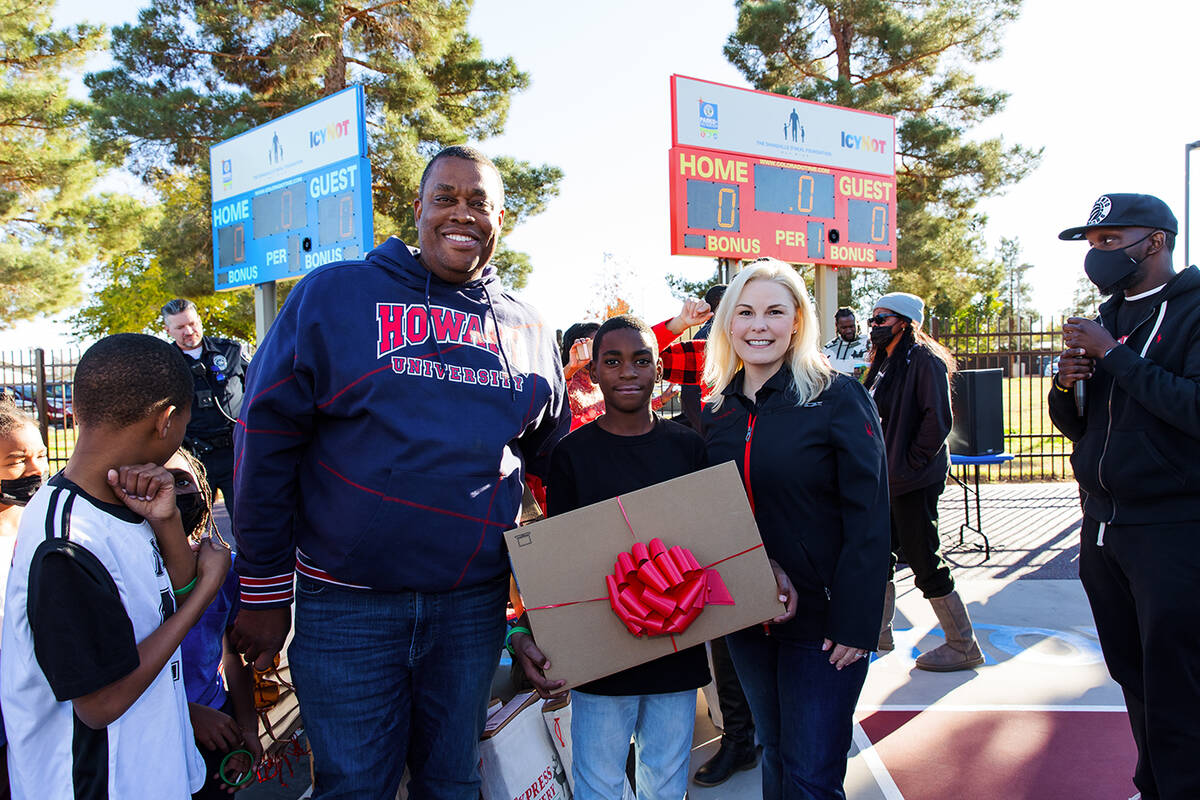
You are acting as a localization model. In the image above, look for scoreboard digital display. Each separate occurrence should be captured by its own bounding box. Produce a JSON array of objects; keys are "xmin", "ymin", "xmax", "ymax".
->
[
  {"xmin": 210, "ymin": 86, "xmax": 374, "ymax": 291},
  {"xmin": 669, "ymin": 146, "xmax": 896, "ymax": 267}
]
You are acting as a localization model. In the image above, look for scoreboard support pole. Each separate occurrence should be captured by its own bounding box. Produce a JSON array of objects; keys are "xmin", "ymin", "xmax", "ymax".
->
[
  {"xmin": 254, "ymin": 281, "xmax": 278, "ymax": 344},
  {"xmin": 813, "ymin": 264, "xmax": 839, "ymax": 345}
]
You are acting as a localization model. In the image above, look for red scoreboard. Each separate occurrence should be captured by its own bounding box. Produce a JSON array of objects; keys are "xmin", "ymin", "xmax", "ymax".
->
[{"xmin": 668, "ymin": 146, "xmax": 897, "ymax": 268}]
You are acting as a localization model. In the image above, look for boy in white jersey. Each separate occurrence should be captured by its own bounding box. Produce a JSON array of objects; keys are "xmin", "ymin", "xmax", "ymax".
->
[{"xmin": 1, "ymin": 333, "xmax": 231, "ymax": 799}]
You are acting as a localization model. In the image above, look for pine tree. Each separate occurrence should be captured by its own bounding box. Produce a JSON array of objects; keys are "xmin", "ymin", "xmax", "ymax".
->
[
  {"xmin": 1064, "ymin": 273, "xmax": 1103, "ymax": 318},
  {"xmin": 0, "ymin": 0, "xmax": 143, "ymax": 326},
  {"xmin": 724, "ymin": 0, "xmax": 1040, "ymax": 318},
  {"xmin": 997, "ymin": 236, "xmax": 1033, "ymax": 319},
  {"xmin": 77, "ymin": 0, "xmax": 560, "ymax": 339}
]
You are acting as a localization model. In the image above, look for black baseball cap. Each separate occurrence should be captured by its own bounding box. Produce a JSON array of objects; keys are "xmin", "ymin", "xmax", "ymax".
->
[{"xmin": 1059, "ymin": 193, "xmax": 1178, "ymax": 240}]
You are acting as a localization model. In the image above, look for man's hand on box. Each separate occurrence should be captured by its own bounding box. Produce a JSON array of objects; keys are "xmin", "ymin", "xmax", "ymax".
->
[
  {"xmin": 510, "ymin": 632, "xmax": 568, "ymax": 700},
  {"xmin": 768, "ymin": 559, "xmax": 797, "ymax": 624}
]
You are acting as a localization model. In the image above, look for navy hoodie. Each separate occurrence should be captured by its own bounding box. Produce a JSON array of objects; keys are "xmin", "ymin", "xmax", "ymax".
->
[{"xmin": 232, "ymin": 237, "xmax": 569, "ymax": 607}]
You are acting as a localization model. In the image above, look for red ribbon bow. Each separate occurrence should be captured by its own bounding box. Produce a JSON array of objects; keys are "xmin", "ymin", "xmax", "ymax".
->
[{"xmin": 605, "ymin": 537, "xmax": 733, "ymax": 637}]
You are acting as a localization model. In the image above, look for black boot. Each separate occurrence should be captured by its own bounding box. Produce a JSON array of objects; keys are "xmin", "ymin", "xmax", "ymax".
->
[{"xmin": 692, "ymin": 739, "xmax": 759, "ymax": 787}]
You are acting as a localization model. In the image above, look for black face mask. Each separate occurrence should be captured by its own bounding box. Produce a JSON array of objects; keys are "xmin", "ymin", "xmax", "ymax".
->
[
  {"xmin": 1084, "ymin": 231, "xmax": 1154, "ymax": 294},
  {"xmin": 0, "ymin": 473, "xmax": 44, "ymax": 507},
  {"xmin": 870, "ymin": 325, "xmax": 896, "ymax": 348},
  {"xmin": 175, "ymin": 492, "xmax": 208, "ymax": 539}
]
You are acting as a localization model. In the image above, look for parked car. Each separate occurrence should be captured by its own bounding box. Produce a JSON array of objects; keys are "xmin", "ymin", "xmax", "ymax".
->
[
  {"xmin": 1043, "ymin": 356, "xmax": 1061, "ymax": 377},
  {"xmin": 1, "ymin": 384, "xmax": 37, "ymax": 414},
  {"xmin": 45, "ymin": 382, "xmax": 73, "ymax": 425}
]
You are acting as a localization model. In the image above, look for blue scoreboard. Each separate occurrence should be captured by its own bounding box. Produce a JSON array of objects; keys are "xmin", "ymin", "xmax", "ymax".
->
[{"xmin": 209, "ymin": 86, "xmax": 374, "ymax": 290}]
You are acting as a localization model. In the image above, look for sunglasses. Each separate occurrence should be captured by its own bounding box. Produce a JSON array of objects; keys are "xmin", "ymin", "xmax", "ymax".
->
[{"xmin": 868, "ymin": 314, "xmax": 898, "ymax": 326}]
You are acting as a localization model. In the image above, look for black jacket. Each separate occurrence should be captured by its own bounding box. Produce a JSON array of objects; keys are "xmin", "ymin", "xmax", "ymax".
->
[
  {"xmin": 181, "ymin": 336, "xmax": 246, "ymax": 443},
  {"xmin": 1049, "ymin": 265, "xmax": 1200, "ymax": 525},
  {"xmin": 703, "ymin": 366, "xmax": 891, "ymax": 650},
  {"xmin": 870, "ymin": 341, "xmax": 952, "ymax": 497}
]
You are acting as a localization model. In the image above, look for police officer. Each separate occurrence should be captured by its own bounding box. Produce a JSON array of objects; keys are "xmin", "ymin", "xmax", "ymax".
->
[
  {"xmin": 1052, "ymin": 194, "xmax": 1200, "ymax": 800},
  {"xmin": 161, "ymin": 298, "xmax": 246, "ymax": 508}
]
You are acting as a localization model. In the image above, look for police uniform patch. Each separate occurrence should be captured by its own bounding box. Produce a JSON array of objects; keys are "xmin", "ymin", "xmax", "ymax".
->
[
  {"xmin": 212, "ymin": 354, "xmax": 228, "ymax": 371},
  {"xmin": 1087, "ymin": 195, "xmax": 1112, "ymax": 225}
]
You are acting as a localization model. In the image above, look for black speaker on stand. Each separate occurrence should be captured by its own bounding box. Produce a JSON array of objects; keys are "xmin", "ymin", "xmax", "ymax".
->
[{"xmin": 948, "ymin": 368, "xmax": 1004, "ymax": 456}]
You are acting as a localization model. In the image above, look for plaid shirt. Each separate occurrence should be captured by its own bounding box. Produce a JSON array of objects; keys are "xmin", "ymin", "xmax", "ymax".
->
[{"xmin": 652, "ymin": 320, "xmax": 707, "ymax": 386}]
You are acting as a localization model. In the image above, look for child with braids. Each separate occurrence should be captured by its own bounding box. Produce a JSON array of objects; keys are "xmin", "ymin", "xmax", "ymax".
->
[{"xmin": 173, "ymin": 449, "xmax": 262, "ymax": 795}]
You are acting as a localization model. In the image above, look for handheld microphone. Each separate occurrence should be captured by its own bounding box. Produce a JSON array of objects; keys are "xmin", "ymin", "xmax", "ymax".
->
[{"xmin": 1074, "ymin": 377, "xmax": 1086, "ymax": 417}]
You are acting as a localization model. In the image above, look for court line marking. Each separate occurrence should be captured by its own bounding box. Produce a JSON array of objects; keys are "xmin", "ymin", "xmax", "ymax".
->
[
  {"xmin": 856, "ymin": 704, "xmax": 1126, "ymax": 713},
  {"xmin": 852, "ymin": 721, "xmax": 904, "ymax": 800}
]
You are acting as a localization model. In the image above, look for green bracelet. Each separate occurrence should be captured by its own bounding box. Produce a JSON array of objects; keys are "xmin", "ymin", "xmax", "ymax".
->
[
  {"xmin": 505, "ymin": 625, "xmax": 532, "ymax": 655},
  {"xmin": 219, "ymin": 749, "xmax": 255, "ymax": 787},
  {"xmin": 173, "ymin": 576, "xmax": 198, "ymax": 598}
]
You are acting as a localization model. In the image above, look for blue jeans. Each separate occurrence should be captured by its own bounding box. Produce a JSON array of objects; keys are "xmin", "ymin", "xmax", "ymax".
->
[
  {"xmin": 289, "ymin": 574, "xmax": 508, "ymax": 799},
  {"xmin": 726, "ymin": 629, "xmax": 868, "ymax": 800},
  {"xmin": 570, "ymin": 689, "xmax": 695, "ymax": 800}
]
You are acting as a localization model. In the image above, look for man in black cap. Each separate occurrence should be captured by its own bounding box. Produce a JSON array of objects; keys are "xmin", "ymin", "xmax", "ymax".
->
[{"xmin": 1051, "ymin": 193, "xmax": 1200, "ymax": 800}]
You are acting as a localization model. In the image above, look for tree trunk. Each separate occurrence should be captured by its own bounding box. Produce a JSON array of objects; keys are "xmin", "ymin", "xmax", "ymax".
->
[
  {"xmin": 827, "ymin": 6, "xmax": 854, "ymax": 105},
  {"xmin": 322, "ymin": 4, "xmax": 347, "ymax": 94}
]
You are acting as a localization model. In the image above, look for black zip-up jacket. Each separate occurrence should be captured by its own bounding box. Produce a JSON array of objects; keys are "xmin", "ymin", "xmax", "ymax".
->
[
  {"xmin": 181, "ymin": 335, "xmax": 246, "ymax": 443},
  {"xmin": 703, "ymin": 366, "xmax": 891, "ymax": 650},
  {"xmin": 872, "ymin": 344, "xmax": 953, "ymax": 497},
  {"xmin": 1049, "ymin": 265, "xmax": 1200, "ymax": 525}
]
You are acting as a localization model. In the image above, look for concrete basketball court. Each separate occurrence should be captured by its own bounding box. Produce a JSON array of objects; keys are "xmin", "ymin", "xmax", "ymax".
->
[{"xmin": 688, "ymin": 482, "xmax": 1138, "ymax": 799}]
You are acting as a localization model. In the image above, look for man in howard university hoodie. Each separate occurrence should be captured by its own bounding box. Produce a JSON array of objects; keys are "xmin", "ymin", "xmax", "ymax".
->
[{"xmin": 230, "ymin": 146, "xmax": 569, "ymax": 799}]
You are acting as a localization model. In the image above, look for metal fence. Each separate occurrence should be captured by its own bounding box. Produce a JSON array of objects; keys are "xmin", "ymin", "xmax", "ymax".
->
[
  {"xmin": 930, "ymin": 316, "xmax": 1071, "ymax": 481},
  {"xmin": 7, "ymin": 320, "xmax": 1073, "ymax": 481},
  {"xmin": 1, "ymin": 348, "xmax": 80, "ymax": 473}
]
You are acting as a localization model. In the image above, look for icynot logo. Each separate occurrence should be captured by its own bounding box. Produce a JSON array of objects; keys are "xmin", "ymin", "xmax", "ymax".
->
[
  {"xmin": 310, "ymin": 119, "xmax": 352, "ymax": 148},
  {"xmin": 840, "ymin": 132, "xmax": 887, "ymax": 153}
]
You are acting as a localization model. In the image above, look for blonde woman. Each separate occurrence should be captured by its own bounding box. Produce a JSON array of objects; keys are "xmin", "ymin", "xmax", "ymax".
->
[{"xmin": 702, "ymin": 258, "xmax": 890, "ymax": 800}]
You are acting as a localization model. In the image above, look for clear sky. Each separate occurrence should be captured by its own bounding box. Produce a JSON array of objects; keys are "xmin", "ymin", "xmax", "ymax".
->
[{"xmin": 5, "ymin": 0, "xmax": 1200, "ymax": 350}]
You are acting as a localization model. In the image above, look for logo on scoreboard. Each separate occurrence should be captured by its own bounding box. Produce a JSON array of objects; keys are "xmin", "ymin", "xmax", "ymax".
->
[
  {"xmin": 839, "ymin": 131, "xmax": 888, "ymax": 154},
  {"xmin": 221, "ymin": 159, "xmax": 233, "ymax": 190},
  {"xmin": 310, "ymin": 119, "xmax": 353, "ymax": 149},
  {"xmin": 698, "ymin": 100, "xmax": 719, "ymax": 140}
]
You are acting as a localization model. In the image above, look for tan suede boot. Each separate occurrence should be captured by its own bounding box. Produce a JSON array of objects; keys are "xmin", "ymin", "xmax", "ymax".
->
[
  {"xmin": 877, "ymin": 581, "xmax": 896, "ymax": 652},
  {"xmin": 915, "ymin": 591, "xmax": 984, "ymax": 672}
]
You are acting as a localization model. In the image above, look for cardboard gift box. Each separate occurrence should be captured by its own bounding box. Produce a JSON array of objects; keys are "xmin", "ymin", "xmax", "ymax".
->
[{"xmin": 505, "ymin": 461, "xmax": 783, "ymax": 690}]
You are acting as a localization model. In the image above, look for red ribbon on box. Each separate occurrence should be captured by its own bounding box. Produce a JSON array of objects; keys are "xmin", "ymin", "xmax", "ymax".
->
[
  {"xmin": 606, "ymin": 538, "xmax": 734, "ymax": 637},
  {"xmin": 524, "ymin": 494, "xmax": 758, "ymax": 650}
]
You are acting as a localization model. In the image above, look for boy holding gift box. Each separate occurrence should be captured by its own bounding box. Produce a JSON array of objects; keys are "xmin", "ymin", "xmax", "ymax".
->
[{"xmin": 510, "ymin": 315, "xmax": 711, "ymax": 800}]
